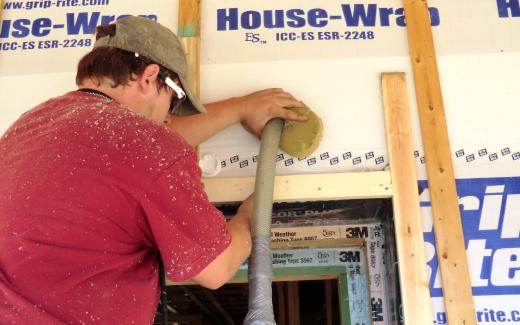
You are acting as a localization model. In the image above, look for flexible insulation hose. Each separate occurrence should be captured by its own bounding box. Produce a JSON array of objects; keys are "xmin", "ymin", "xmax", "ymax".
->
[{"xmin": 244, "ymin": 118, "xmax": 284, "ymax": 325}]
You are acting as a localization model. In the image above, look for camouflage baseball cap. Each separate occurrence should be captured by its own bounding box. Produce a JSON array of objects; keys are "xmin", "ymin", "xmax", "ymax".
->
[{"xmin": 93, "ymin": 16, "xmax": 206, "ymax": 115}]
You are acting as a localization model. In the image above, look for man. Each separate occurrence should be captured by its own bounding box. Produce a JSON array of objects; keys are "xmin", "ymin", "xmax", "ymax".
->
[{"xmin": 0, "ymin": 16, "xmax": 306, "ymax": 324}]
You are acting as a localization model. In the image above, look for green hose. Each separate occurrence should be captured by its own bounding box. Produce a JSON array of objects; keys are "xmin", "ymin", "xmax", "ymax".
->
[{"xmin": 244, "ymin": 118, "xmax": 284, "ymax": 325}]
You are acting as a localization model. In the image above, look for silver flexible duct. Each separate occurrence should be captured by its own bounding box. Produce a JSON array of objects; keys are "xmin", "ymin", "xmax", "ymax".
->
[{"xmin": 244, "ymin": 118, "xmax": 284, "ymax": 325}]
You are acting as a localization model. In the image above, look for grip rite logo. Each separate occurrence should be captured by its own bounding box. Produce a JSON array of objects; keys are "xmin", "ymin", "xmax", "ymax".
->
[{"xmin": 420, "ymin": 177, "xmax": 520, "ymax": 296}]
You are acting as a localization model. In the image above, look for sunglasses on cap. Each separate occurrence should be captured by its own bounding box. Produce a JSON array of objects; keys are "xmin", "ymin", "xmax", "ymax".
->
[{"xmin": 134, "ymin": 53, "xmax": 186, "ymax": 113}]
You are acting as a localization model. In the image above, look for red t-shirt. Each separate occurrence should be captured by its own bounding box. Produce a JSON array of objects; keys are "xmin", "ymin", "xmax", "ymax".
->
[{"xmin": 0, "ymin": 91, "xmax": 231, "ymax": 324}]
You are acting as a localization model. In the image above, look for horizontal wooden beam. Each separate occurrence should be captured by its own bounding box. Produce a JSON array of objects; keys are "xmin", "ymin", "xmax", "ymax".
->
[{"xmin": 203, "ymin": 171, "xmax": 392, "ymax": 204}]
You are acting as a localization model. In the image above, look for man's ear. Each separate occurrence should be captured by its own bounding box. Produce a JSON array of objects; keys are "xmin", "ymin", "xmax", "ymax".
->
[{"xmin": 138, "ymin": 64, "xmax": 161, "ymax": 93}]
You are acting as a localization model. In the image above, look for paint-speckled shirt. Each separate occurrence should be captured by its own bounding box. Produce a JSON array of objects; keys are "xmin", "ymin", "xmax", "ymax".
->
[{"xmin": 0, "ymin": 91, "xmax": 231, "ymax": 324}]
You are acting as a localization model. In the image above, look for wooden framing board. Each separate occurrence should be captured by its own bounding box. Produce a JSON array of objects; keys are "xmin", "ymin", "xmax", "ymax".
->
[
  {"xmin": 287, "ymin": 281, "xmax": 300, "ymax": 325},
  {"xmin": 324, "ymin": 280, "xmax": 334, "ymax": 325},
  {"xmin": 381, "ymin": 73, "xmax": 433, "ymax": 324},
  {"xmin": 178, "ymin": 0, "xmax": 201, "ymax": 103},
  {"xmin": 403, "ymin": 1, "xmax": 477, "ymax": 324},
  {"xmin": 203, "ymin": 171, "xmax": 392, "ymax": 204},
  {"xmin": 178, "ymin": 0, "xmax": 201, "ymax": 38},
  {"xmin": 277, "ymin": 282, "xmax": 287, "ymax": 325},
  {"xmin": 0, "ymin": 0, "xmax": 4, "ymax": 23}
]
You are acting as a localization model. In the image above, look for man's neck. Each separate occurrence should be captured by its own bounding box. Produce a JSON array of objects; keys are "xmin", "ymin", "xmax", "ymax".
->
[
  {"xmin": 79, "ymin": 79, "xmax": 123, "ymax": 101},
  {"xmin": 78, "ymin": 77, "xmax": 164, "ymax": 123}
]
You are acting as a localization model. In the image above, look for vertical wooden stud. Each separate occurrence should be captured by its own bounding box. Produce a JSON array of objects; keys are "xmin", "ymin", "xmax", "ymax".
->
[
  {"xmin": 0, "ymin": 1, "xmax": 4, "ymax": 23},
  {"xmin": 178, "ymin": 0, "xmax": 201, "ymax": 99},
  {"xmin": 287, "ymin": 281, "xmax": 300, "ymax": 325},
  {"xmin": 381, "ymin": 72, "xmax": 433, "ymax": 325},
  {"xmin": 324, "ymin": 280, "xmax": 333, "ymax": 325},
  {"xmin": 277, "ymin": 282, "xmax": 287, "ymax": 325}
]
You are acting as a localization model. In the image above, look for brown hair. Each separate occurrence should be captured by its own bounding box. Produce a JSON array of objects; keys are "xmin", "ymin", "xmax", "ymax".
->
[{"xmin": 75, "ymin": 24, "xmax": 176, "ymax": 91}]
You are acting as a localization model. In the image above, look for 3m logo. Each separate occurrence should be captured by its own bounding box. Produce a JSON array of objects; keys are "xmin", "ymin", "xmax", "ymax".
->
[
  {"xmin": 339, "ymin": 251, "xmax": 361, "ymax": 263},
  {"xmin": 345, "ymin": 226, "xmax": 369, "ymax": 238},
  {"xmin": 371, "ymin": 298, "xmax": 384, "ymax": 321}
]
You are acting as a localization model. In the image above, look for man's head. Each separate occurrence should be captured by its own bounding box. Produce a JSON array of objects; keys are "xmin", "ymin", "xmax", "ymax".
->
[{"xmin": 76, "ymin": 16, "xmax": 205, "ymax": 117}]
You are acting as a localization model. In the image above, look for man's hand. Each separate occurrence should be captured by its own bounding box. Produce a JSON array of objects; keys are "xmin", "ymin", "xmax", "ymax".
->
[{"xmin": 233, "ymin": 88, "xmax": 308, "ymax": 138}]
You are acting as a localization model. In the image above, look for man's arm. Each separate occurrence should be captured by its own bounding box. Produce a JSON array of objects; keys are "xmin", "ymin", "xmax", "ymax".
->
[
  {"xmin": 190, "ymin": 195, "xmax": 254, "ymax": 289},
  {"xmin": 166, "ymin": 88, "xmax": 307, "ymax": 147}
]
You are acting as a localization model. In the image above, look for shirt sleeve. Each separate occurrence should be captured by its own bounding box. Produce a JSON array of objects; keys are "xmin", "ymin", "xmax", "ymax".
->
[{"xmin": 140, "ymin": 154, "xmax": 231, "ymax": 282}]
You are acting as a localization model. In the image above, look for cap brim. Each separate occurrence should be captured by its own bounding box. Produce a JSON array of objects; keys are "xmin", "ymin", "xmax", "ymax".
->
[{"xmin": 173, "ymin": 75, "xmax": 207, "ymax": 116}]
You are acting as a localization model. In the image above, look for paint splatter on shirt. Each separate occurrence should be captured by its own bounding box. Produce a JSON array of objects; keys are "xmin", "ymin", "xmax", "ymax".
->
[{"xmin": 0, "ymin": 91, "xmax": 231, "ymax": 324}]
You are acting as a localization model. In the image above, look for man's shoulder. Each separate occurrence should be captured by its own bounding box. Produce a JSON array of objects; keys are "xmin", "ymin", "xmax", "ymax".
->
[
  {"xmin": 65, "ymin": 91, "xmax": 196, "ymax": 169},
  {"xmin": 8, "ymin": 90, "xmax": 195, "ymax": 174}
]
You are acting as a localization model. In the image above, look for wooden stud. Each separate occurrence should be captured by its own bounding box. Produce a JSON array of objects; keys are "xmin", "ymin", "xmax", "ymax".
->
[
  {"xmin": 381, "ymin": 72, "xmax": 433, "ymax": 325},
  {"xmin": 403, "ymin": 1, "xmax": 477, "ymax": 324},
  {"xmin": 0, "ymin": 1, "xmax": 4, "ymax": 24},
  {"xmin": 277, "ymin": 282, "xmax": 287, "ymax": 325},
  {"xmin": 203, "ymin": 171, "xmax": 392, "ymax": 204},
  {"xmin": 180, "ymin": 37, "xmax": 200, "ymax": 98},
  {"xmin": 178, "ymin": 0, "xmax": 201, "ymax": 115},
  {"xmin": 178, "ymin": 0, "xmax": 201, "ymax": 38},
  {"xmin": 324, "ymin": 280, "xmax": 333, "ymax": 325},
  {"xmin": 0, "ymin": 1, "xmax": 4, "ymax": 62},
  {"xmin": 287, "ymin": 282, "xmax": 300, "ymax": 325}
]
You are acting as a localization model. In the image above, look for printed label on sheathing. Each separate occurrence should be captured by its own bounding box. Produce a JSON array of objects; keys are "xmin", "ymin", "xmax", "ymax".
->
[
  {"xmin": 419, "ymin": 176, "xmax": 520, "ymax": 324},
  {"xmin": 201, "ymin": 144, "xmax": 520, "ymax": 178},
  {"xmin": 420, "ymin": 177, "xmax": 520, "ymax": 297},
  {"xmin": 3, "ymin": 0, "xmax": 520, "ymax": 73},
  {"xmin": 202, "ymin": 0, "xmax": 520, "ymax": 64},
  {"xmin": 431, "ymin": 296, "xmax": 520, "ymax": 324},
  {"xmin": 207, "ymin": 148, "xmax": 388, "ymax": 178},
  {"xmin": 0, "ymin": 0, "xmax": 176, "ymax": 76},
  {"xmin": 271, "ymin": 223, "xmax": 390, "ymax": 324},
  {"xmin": 271, "ymin": 225, "xmax": 386, "ymax": 286}
]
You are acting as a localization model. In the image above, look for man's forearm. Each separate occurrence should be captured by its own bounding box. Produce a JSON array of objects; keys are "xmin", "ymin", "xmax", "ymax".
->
[
  {"xmin": 190, "ymin": 212, "xmax": 251, "ymax": 289},
  {"xmin": 166, "ymin": 98, "xmax": 241, "ymax": 147},
  {"xmin": 225, "ymin": 214, "xmax": 252, "ymax": 272}
]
